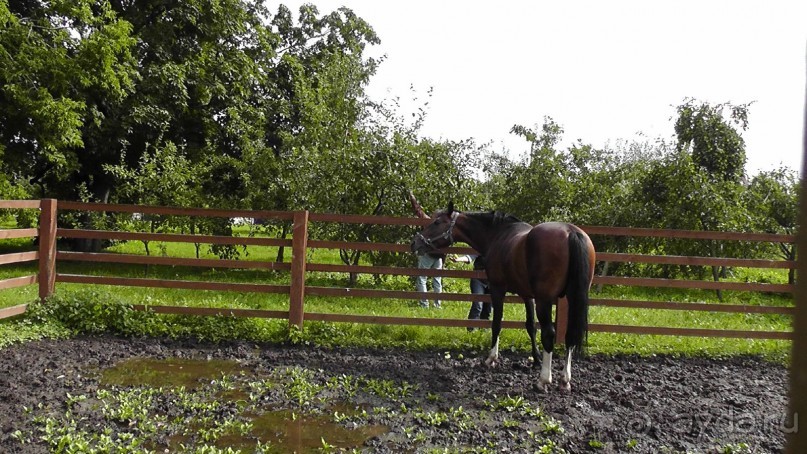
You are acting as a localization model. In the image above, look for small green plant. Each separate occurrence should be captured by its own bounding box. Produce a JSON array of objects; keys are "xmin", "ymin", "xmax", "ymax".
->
[
  {"xmin": 491, "ymin": 394, "xmax": 543, "ymax": 418},
  {"xmin": 415, "ymin": 410, "xmax": 449, "ymax": 427},
  {"xmin": 363, "ymin": 377, "xmax": 415, "ymax": 401},
  {"xmin": 542, "ymin": 419, "xmax": 564, "ymax": 435},
  {"xmin": 280, "ymin": 367, "xmax": 324, "ymax": 407},
  {"xmin": 535, "ymin": 439, "xmax": 565, "ymax": 454},
  {"xmin": 319, "ymin": 436, "xmax": 336, "ymax": 453},
  {"xmin": 503, "ymin": 419, "xmax": 520, "ymax": 429},
  {"xmin": 327, "ymin": 374, "xmax": 359, "ymax": 397},
  {"xmin": 588, "ymin": 439, "xmax": 604, "ymax": 449},
  {"xmin": 10, "ymin": 429, "xmax": 28, "ymax": 444},
  {"xmin": 720, "ymin": 442, "xmax": 751, "ymax": 454}
]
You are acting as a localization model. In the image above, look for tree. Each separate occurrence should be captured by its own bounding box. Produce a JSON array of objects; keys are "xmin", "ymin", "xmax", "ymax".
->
[
  {"xmin": 0, "ymin": 0, "xmax": 137, "ymax": 199},
  {"xmin": 674, "ymin": 99, "xmax": 750, "ymax": 183},
  {"xmin": 485, "ymin": 117, "xmax": 571, "ymax": 223},
  {"xmin": 744, "ymin": 168, "xmax": 799, "ymax": 284},
  {"xmin": 287, "ymin": 85, "xmax": 485, "ymax": 284},
  {"xmin": 1, "ymin": 0, "xmax": 382, "ymax": 214}
]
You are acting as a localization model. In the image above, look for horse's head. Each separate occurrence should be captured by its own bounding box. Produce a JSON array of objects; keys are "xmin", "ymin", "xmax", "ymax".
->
[{"xmin": 410, "ymin": 201, "xmax": 458, "ymax": 254}]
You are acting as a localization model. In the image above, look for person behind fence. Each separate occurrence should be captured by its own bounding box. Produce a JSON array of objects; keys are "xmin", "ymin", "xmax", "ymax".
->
[
  {"xmin": 416, "ymin": 250, "xmax": 443, "ymax": 308},
  {"xmin": 452, "ymin": 254, "xmax": 490, "ymax": 330},
  {"xmin": 408, "ymin": 190, "xmax": 444, "ymax": 308}
]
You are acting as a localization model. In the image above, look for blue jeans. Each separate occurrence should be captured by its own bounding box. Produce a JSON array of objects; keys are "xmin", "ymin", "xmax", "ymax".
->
[
  {"xmin": 467, "ymin": 278, "xmax": 491, "ymax": 320},
  {"xmin": 415, "ymin": 254, "xmax": 442, "ymax": 307}
]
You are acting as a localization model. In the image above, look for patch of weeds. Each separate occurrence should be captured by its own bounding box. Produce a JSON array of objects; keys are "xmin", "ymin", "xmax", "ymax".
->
[
  {"xmin": 276, "ymin": 366, "xmax": 324, "ymax": 408},
  {"xmin": 533, "ymin": 438, "xmax": 566, "ymax": 454},
  {"xmin": 414, "ymin": 410, "xmax": 449, "ymax": 427},
  {"xmin": 588, "ymin": 438, "xmax": 605, "ymax": 449},
  {"xmin": 542, "ymin": 418, "xmax": 565, "ymax": 435},
  {"xmin": 22, "ymin": 289, "xmax": 285, "ymax": 345},
  {"xmin": 326, "ymin": 373, "xmax": 359, "ymax": 398},
  {"xmin": 98, "ymin": 387, "xmax": 160, "ymax": 425},
  {"xmin": 363, "ymin": 377, "xmax": 416, "ymax": 401},
  {"xmin": 27, "ymin": 290, "xmax": 142, "ymax": 336},
  {"xmin": 503, "ymin": 419, "xmax": 520, "ymax": 429},
  {"xmin": 197, "ymin": 418, "xmax": 252, "ymax": 443},
  {"xmin": 489, "ymin": 394, "xmax": 543, "ymax": 418},
  {"xmin": 302, "ymin": 321, "xmax": 345, "ymax": 346},
  {"xmin": 719, "ymin": 442, "xmax": 751, "ymax": 454},
  {"xmin": 0, "ymin": 316, "xmax": 71, "ymax": 350},
  {"xmin": 246, "ymin": 378, "xmax": 275, "ymax": 402}
]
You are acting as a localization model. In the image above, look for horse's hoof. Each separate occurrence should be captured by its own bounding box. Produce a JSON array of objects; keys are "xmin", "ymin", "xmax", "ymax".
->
[
  {"xmin": 534, "ymin": 381, "xmax": 551, "ymax": 393},
  {"xmin": 559, "ymin": 381, "xmax": 572, "ymax": 393},
  {"xmin": 484, "ymin": 357, "xmax": 498, "ymax": 368}
]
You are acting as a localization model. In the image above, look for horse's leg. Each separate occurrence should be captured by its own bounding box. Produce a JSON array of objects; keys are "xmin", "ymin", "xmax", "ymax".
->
[
  {"xmin": 485, "ymin": 287, "xmax": 506, "ymax": 367},
  {"xmin": 560, "ymin": 345, "xmax": 575, "ymax": 392},
  {"xmin": 523, "ymin": 297, "xmax": 539, "ymax": 368},
  {"xmin": 535, "ymin": 297, "xmax": 556, "ymax": 391}
]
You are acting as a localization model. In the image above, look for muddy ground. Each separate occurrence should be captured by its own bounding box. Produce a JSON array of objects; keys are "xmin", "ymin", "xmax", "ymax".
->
[{"xmin": 0, "ymin": 335, "xmax": 791, "ymax": 453}]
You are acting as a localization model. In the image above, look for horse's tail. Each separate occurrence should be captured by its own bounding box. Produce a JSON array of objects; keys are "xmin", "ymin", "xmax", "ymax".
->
[{"xmin": 565, "ymin": 229, "xmax": 592, "ymax": 355}]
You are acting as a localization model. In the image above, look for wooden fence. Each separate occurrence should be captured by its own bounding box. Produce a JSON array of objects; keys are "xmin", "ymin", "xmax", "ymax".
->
[{"xmin": 0, "ymin": 199, "xmax": 796, "ymax": 340}]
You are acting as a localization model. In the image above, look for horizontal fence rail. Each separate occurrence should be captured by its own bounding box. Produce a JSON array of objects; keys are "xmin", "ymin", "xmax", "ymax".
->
[{"xmin": 0, "ymin": 199, "xmax": 796, "ymax": 341}]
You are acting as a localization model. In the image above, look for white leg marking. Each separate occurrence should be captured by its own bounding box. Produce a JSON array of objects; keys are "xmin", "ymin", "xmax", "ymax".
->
[
  {"xmin": 485, "ymin": 339, "xmax": 500, "ymax": 367},
  {"xmin": 560, "ymin": 346, "xmax": 574, "ymax": 392},
  {"xmin": 539, "ymin": 350, "xmax": 552, "ymax": 390}
]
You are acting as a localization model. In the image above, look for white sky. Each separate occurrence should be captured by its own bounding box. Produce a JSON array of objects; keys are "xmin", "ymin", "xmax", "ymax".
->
[{"xmin": 283, "ymin": 1, "xmax": 807, "ymax": 176}]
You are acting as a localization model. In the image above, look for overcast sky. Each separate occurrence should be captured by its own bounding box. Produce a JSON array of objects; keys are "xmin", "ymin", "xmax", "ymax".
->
[{"xmin": 284, "ymin": 1, "xmax": 806, "ymax": 175}]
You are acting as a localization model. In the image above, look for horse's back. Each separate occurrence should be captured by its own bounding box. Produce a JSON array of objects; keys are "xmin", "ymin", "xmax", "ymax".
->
[{"xmin": 526, "ymin": 222, "xmax": 595, "ymax": 296}]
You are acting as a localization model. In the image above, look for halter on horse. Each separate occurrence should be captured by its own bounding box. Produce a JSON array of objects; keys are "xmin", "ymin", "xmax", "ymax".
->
[{"xmin": 411, "ymin": 202, "xmax": 596, "ymax": 392}]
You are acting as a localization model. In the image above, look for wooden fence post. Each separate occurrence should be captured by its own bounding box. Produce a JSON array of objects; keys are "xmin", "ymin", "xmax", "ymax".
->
[
  {"xmin": 38, "ymin": 199, "xmax": 57, "ymax": 301},
  {"xmin": 289, "ymin": 210, "xmax": 309, "ymax": 329},
  {"xmin": 556, "ymin": 297, "xmax": 568, "ymax": 345}
]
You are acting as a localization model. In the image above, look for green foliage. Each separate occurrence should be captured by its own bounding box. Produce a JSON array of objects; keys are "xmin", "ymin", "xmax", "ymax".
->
[
  {"xmin": 1, "ymin": 0, "xmax": 385, "ymax": 215},
  {"xmin": 675, "ymin": 99, "xmax": 750, "ymax": 183},
  {"xmin": 485, "ymin": 117, "xmax": 572, "ymax": 223},
  {"xmin": 0, "ymin": 0, "xmax": 138, "ymax": 200},
  {"xmin": 743, "ymin": 168, "xmax": 799, "ymax": 282},
  {"xmin": 27, "ymin": 289, "xmax": 142, "ymax": 335},
  {"xmin": 21, "ymin": 289, "xmax": 286, "ymax": 343},
  {"xmin": 0, "ymin": 317, "xmax": 70, "ymax": 349}
]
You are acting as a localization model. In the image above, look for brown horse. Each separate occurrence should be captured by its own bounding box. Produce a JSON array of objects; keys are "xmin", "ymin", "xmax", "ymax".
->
[{"xmin": 411, "ymin": 202, "xmax": 595, "ymax": 391}]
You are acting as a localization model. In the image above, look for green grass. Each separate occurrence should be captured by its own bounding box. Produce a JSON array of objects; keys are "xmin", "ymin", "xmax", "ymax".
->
[{"xmin": 0, "ymin": 232, "xmax": 793, "ymax": 362}]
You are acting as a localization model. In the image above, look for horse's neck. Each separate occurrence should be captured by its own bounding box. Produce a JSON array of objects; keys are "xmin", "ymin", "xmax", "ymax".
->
[{"xmin": 454, "ymin": 218, "xmax": 492, "ymax": 255}]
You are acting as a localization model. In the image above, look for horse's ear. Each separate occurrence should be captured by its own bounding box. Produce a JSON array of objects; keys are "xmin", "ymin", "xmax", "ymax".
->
[
  {"xmin": 447, "ymin": 201, "xmax": 454, "ymax": 214},
  {"xmin": 408, "ymin": 190, "xmax": 429, "ymax": 219}
]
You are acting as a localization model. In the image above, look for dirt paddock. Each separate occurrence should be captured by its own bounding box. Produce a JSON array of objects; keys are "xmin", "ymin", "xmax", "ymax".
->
[{"xmin": 0, "ymin": 335, "xmax": 791, "ymax": 453}]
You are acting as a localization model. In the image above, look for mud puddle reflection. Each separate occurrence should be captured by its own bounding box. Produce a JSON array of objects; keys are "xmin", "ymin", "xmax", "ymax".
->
[{"xmin": 100, "ymin": 357, "xmax": 389, "ymax": 452}]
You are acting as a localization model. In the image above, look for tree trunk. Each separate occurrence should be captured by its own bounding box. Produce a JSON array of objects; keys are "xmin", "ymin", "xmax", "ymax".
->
[
  {"xmin": 595, "ymin": 261, "xmax": 610, "ymax": 293},
  {"xmin": 276, "ymin": 223, "xmax": 289, "ymax": 263},
  {"xmin": 711, "ymin": 265, "xmax": 723, "ymax": 302}
]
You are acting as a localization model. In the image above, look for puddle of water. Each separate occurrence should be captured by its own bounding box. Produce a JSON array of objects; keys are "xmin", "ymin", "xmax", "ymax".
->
[
  {"xmin": 219, "ymin": 410, "xmax": 389, "ymax": 453},
  {"xmin": 165, "ymin": 409, "xmax": 388, "ymax": 453},
  {"xmin": 329, "ymin": 401, "xmax": 369, "ymax": 417},
  {"xmin": 100, "ymin": 357, "xmax": 247, "ymax": 389},
  {"xmin": 100, "ymin": 358, "xmax": 389, "ymax": 452}
]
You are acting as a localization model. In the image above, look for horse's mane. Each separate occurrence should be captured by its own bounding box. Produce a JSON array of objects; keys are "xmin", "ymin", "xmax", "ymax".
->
[{"xmin": 465, "ymin": 210, "xmax": 523, "ymax": 227}]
